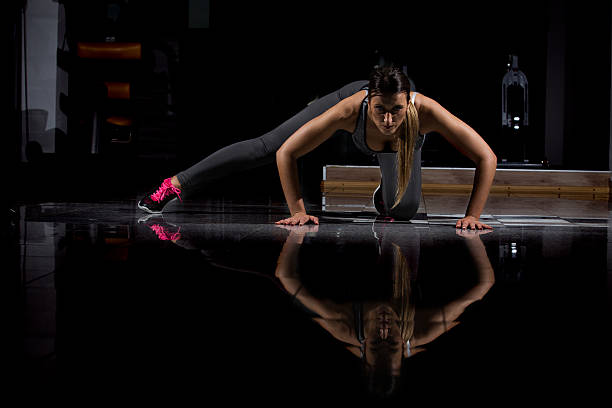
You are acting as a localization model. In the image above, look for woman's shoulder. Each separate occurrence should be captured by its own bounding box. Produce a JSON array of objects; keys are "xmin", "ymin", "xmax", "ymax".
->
[
  {"xmin": 329, "ymin": 89, "xmax": 367, "ymax": 131},
  {"xmin": 337, "ymin": 89, "xmax": 368, "ymax": 117},
  {"xmin": 411, "ymin": 91, "xmax": 426, "ymax": 112},
  {"xmin": 411, "ymin": 92, "xmax": 436, "ymax": 135},
  {"xmin": 413, "ymin": 92, "xmax": 458, "ymax": 120}
]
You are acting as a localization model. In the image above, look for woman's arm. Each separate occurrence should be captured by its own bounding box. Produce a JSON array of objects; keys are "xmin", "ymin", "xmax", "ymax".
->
[
  {"xmin": 275, "ymin": 96, "xmax": 358, "ymax": 225},
  {"xmin": 420, "ymin": 95, "xmax": 497, "ymax": 229}
]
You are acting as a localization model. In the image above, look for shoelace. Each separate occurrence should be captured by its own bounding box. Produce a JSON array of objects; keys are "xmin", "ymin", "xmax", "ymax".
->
[
  {"xmin": 150, "ymin": 224, "xmax": 181, "ymax": 241},
  {"xmin": 151, "ymin": 180, "xmax": 182, "ymax": 202}
]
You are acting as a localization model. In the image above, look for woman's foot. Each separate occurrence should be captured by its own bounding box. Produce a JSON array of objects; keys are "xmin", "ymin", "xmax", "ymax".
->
[{"xmin": 138, "ymin": 177, "xmax": 183, "ymax": 213}]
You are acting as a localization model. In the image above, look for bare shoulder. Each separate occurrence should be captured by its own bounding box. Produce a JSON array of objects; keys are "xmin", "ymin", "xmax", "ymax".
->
[
  {"xmin": 414, "ymin": 92, "xmax": 450, "ymax": 112},
  {"xmin": 331, "ymin": 89, "xmax": 367, "ymax": 131},
  {"xmin": 412, "ymin": 92, "xmax": 450, "ymax": 135}
]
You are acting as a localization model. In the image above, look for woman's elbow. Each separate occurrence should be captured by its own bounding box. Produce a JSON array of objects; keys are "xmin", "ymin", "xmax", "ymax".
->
[
  {"xmin": 489, "ymin": 150, "xmax": 498, "ymax": 164},
  {"xmin": 276, "ymin": 148, "xmax": 286, "ymax": 165},
  {"xmin": 277, "ymin": 147, "xmax": 301, "ymax": 166},
  {"xmin": 276, "ymin": 146, "xmax": 291, "ymax": 161},
  {"xmin": 488, "ymin": 152, "xmax": 498, "ymax": 168},
  {"xmin": 478, "ymin": 149, "xmax": 497, "ymax": 168}
]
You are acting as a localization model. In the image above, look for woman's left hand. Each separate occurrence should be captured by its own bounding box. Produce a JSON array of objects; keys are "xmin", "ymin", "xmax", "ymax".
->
[{"xmin": 455, "ymin": 215, "xmax": 493, "ymax": 230}]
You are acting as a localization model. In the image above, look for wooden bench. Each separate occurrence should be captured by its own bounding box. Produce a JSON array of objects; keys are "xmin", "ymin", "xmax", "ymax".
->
[{"xmin": 321, "ymin": 166, "xmax": 611, "ymax": 201}]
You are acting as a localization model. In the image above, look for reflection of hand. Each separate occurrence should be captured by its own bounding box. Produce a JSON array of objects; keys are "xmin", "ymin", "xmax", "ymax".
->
[
  {"xmin": 275, "ymin": 224, "xmax": 319, "ymax": 234},
  {"xmin": 455, "ymin": 228, "xmax": 493, "ymax": 239},
  {"xmin": 455, "ymin": 215, "xmax": 493, "ymax": 230},
  {"xmin": 275, "ymin": 224, "xmax": 319, "ymax": 245},
  {"xmin": 275, "ymin": 212, "xmax": 319, "ymax": 226}
]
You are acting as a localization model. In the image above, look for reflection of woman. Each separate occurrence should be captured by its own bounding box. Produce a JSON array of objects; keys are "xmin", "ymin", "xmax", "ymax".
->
[
  {"xmin": 139, "ymin": 215, "xmax": 495, "ymax": 398},
  {"xmin": 274, "ymin": 224, "xmax": 495, "ymax": 398}
]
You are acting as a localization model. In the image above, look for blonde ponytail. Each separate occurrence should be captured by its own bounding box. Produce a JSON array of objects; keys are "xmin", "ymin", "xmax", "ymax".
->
[{"xmin": 391, "ymin": 97, "xmax": 420, "ymax": 209}]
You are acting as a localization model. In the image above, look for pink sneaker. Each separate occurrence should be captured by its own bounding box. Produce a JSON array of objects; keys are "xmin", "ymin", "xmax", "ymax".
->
[{"xmin": 138, "ymin": 178, "xmax": 182, "ymax": 214}]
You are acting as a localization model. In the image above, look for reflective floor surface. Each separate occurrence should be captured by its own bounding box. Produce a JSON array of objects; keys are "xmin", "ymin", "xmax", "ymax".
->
[{"xmin": 10, "ymin": 195, "xmax": 612, "ymax": 403}]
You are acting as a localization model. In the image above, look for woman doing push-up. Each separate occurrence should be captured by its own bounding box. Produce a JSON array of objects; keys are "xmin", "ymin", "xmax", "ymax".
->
[{"xmin": 138, "ymin": 65, "xmax": 497, "ymax": 230}]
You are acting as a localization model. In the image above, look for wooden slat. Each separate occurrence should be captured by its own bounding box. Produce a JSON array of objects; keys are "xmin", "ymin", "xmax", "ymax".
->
[
  {"xmin": 422, "ymin": 168, "xmax": 610, "ymax": 187},
  {"xmin": 323, "ymin": 165, "xmax": 611, "ymax": 187},
  {"xmin": 321, "ymin": 181, "xmax": 610, "ymax": 193},
  {"xmin": 325, "ymin": 166, "xmax": 381, "ymax": 181},
  {"xmin": 321, "ymin": 180, "xmax": 610, "ymax": 200}
]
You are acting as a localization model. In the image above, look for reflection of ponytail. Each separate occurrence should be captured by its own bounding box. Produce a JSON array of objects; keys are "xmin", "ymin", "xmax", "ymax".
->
[
  {"xmin": 391, "ymin": 243, "xmax": 415, "ymax": 344},
  {"xmin": 362, "ymin": 242, "xmax": 415, "ymax": 398},
  {"xmin": 391, "ymin": 104, "xmax": 419, "ymax": 209}
]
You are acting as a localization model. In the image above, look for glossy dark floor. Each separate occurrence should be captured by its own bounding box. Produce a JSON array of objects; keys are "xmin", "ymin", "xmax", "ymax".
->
[{"xmin": 12, "ymin": 195, "xmax": 612, "ymax": 403}]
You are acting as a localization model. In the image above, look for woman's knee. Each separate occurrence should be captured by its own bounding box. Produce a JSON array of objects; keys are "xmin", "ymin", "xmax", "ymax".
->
[
  {"xmin": 242, "ymin": 135, "xmax": 277, "ymax": 161},
  {"xmin": 388, "ymin": 198, "xmax": 420, "ymax": 221}
]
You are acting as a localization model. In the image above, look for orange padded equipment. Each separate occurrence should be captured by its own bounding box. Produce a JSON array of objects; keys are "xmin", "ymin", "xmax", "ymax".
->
[
  {"xmin": 104, "ymin": 82, "xmax": 130, "ymax": 99},
  {"xmin": 77, "ymin": 42, "xmax": 142, "ymax": 59},
  {"xmin": 105, "ymin": 116, "xmax": 133, "ymax": 126}
]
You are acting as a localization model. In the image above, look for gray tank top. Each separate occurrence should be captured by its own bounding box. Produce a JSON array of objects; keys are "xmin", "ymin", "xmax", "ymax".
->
[{"xmin": 351, "ymin": 89, "xmax": 426, "ymax": 157}]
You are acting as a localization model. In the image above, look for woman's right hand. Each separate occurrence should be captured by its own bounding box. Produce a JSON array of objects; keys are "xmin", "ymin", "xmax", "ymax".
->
[{"xmin": 275, "ymin": 212, "xmax": 319, "ymax": 226}]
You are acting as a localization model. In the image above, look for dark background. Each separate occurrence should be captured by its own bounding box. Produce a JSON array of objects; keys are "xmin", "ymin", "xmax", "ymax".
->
[{"xmin": 7, "ymin": 0, "xmax": 612, "ymax": 204}]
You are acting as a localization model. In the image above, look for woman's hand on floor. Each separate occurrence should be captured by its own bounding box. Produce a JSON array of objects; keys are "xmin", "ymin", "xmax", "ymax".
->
[
  {"xmin": 456, "ymin": 215, "xmax": 493, "ymax": 230},
  {"xmin": 275, "ymin": 212, "xmax": 319, "ymax": 226}
]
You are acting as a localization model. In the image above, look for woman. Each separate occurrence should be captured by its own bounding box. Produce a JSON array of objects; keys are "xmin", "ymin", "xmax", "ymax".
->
[{"xmin": 138, "ymin": 66, "xmax": 496, "ymax": 230}]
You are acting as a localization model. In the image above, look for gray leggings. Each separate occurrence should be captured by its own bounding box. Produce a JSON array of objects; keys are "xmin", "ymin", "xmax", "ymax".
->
[
  {"xmin": 175, "ymin": 80, "xmax": 422, "ymax": 220},
  {"xmin": 376, "ymin": 148, "xmax": 422, "ymax": 220}
]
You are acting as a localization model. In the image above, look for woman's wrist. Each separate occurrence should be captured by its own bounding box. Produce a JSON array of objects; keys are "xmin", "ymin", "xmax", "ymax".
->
[{"xmin": 289, "ymin": 199, "xmax": 307, "ymax": 216}]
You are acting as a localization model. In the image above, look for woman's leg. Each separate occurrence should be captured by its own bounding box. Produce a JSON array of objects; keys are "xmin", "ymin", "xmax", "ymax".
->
[
  {"xmin": 376, "ymin": 148, "xmax": 423, "ymax": 221},
  {"xmin": 174, "ymin": 80, "xmax": 369, "ymax": 198}
]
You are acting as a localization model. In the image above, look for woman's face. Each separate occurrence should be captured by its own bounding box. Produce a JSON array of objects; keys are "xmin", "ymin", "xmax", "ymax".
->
[
  {"xmin": 363, "ymin": 304, "xmax": 404, "ymax": 373},
  {"xmin": 368, "ymin": 92, "xmax": 408, "ymax": 137}
]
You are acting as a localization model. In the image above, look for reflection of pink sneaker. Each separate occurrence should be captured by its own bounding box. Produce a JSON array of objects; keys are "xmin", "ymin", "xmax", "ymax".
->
[
  {"xmin": 149, "ymin": 224, "xmax": 181, "ymax": 241},
  {"xmin": 138, "ymin": 214, "xmax": 181, "ymax": 242},
  {"xmin": 138, "ymin": 178, "xmax": 182, "ymax": 214}
]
